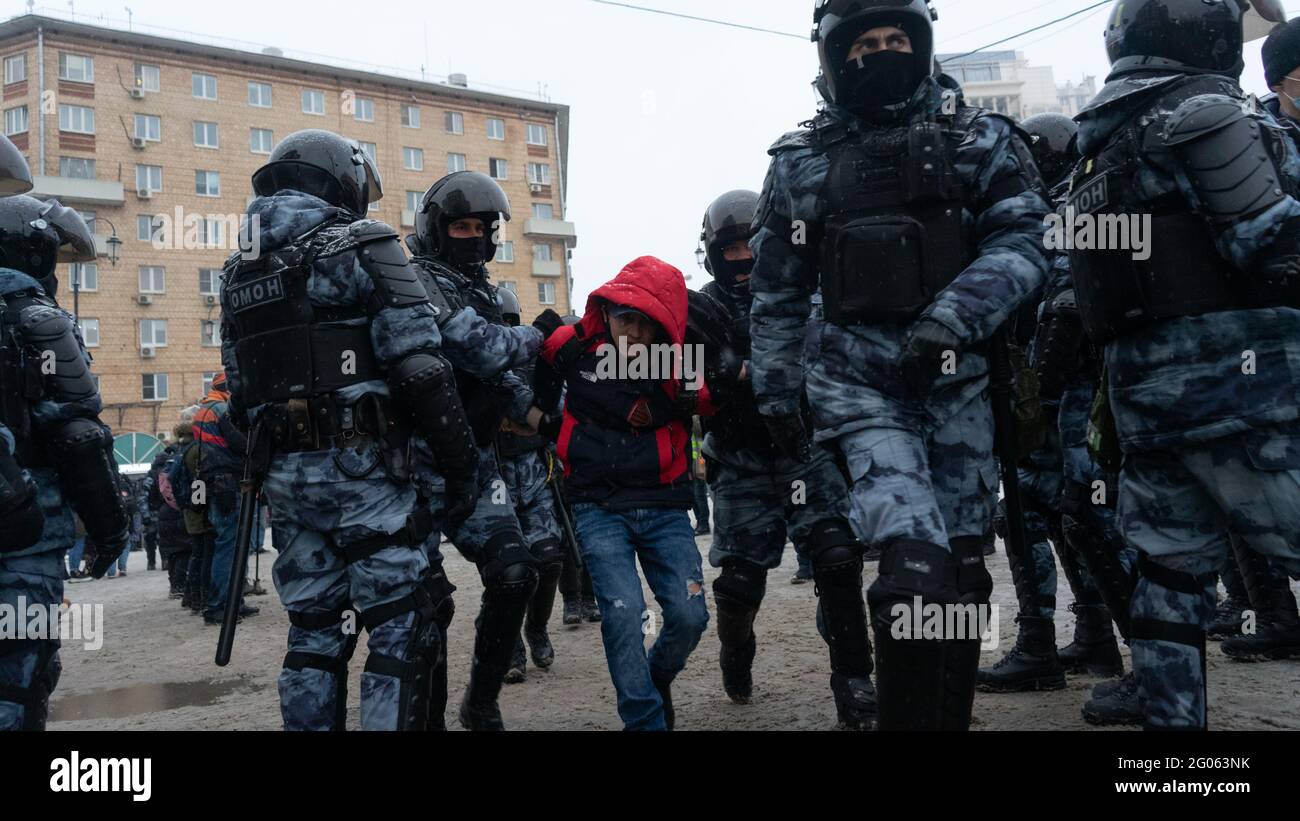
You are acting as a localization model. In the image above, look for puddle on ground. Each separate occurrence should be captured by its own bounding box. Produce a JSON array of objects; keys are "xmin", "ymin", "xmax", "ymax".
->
[{"xmin": 50, "ymin": 677, "xmax": 263, "ymax": 722}]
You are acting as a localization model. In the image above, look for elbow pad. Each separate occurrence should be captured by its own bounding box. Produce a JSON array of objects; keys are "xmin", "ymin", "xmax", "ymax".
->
[
  {"xmin": 0, "ymin": 432, "xmax": 44, "ymax": 552},
  {"xmin": 390, "ymin": 352, "xmax": 478, "ymax": 479},
  {"xmin": 48, "ymin": 418, "xmax": 129, "ymax": 550},
  {"xmin": 21, "ymin": 305, "xmax": 96, "ymax": 402}
]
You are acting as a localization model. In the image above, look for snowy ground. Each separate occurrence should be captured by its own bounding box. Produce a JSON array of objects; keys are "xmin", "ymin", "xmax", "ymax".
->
[{"xmin": 48, "ymin": 528, "xmax": 1300, "ymax": 731}]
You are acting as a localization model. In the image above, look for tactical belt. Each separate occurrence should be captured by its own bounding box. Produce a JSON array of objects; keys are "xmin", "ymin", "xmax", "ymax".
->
[{"xmin": 268, "ymin": 393, "xmax": 392, "ymax": 454}]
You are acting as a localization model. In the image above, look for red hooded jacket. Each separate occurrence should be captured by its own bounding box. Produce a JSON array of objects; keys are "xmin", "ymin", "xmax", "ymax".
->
[{"xmin": 541, "ymin": 256, "xmax": 713, "ymax": 510}]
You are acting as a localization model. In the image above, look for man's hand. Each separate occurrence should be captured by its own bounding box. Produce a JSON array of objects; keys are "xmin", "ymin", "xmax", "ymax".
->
[
  {"xmin": 84, "ymin": 529, "xmax": 130, "ymax": 579},
  {"xmin": 899, "ymin": 318, "xmax": 963, "ymax": 395},
  {"xmin": 532, "ymin": 309, "xmax": 565, "ymax": 340},
  {"xmin": 762, "ymin": 412, "xmax": 812, "ymax": 463},
  {"xmin": 442, "ymin": 474, "xmax": 479, "ymax": 527},
  {"xmin": 501, "ymin": 406, "xmax": 545, "ymax": 436}
]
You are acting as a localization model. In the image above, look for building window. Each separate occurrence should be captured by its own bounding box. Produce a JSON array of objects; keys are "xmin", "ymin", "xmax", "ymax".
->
[
  {"xmin": 487, "ymin": 118, "xmax": 505, "ymax": 140},
  {"xmin": 140, "ymin": 318, "xmax": 168, "ymax": 348},
  {"xmin": 201, "ymin": 372, "xmax": 217, "ymax": 396},
  {"xmin": 78, "ymin": 318, "xmax": 100, "ymax": 347},
  {"xmin": 526, "ymin": 123, "xmax": 548, "ymax": 146},
  {"xmin": 59, "ymin": 156, "xmax": 95, "ymax": 179},
  {"xmin": 532, "ymin": 203, "xmax": 554, "ymax": 220},
  {"xmin": 58, "ymin": 104, "xmax": 94, "ymax": 134},
  {"xmin": 447, "ymin": 153, "xmax": 466, "ymax": 173},
  {"xmin": 247, "ymin": 81, "xmax": 272, "ymax": 108},
  {"xmin": 4, "ymin": 54, "xmax": 25, "ymax": 84},
  {"xmin": 498, "ymin": 280, "xmax": 517, "ymax": 295},
  {"xmin": 250, "ymin": 127, "xmax": 273, "ymax": 154},
  {"xmin": 198, "ymin": 268, "xmax": 223, "ymax": 296},
  {"xmin": 533, "ymin": 243, "xmax": 553, "ymax": 262},
  {"xmin": 4, "ymin": 105, "xmax": 27, "ymax": 135},
  {"xmin": 193, "ymin": 121, "xmax": 219, "ymax": 149},
  {"xmin": 200, "ymin": 320, "xmax": 221, "ymax": 347},
  {"xmin": 527, "ymin": 163, "xmax": 551, "ymax": 186},
  {"xmin": 192, "ymin": 72, "xmax": 217, "ymax": 99},
  {"xmin": 58, "ymin": 53, "xmax": 94, "ymax": 83},
  {"xmin": 496, "ymin": 241, "xmax": 514, "ymax": 263},
  {"xmin": 142, "ymin": 373, "xmax": 169, "ymax": 402},
  {"xmin": 70, "ymin": 262, "xmax": 97, "ymax": 292},
  {"xmin": 401, "ymin": 104, "xmax": 420, "ymax": 128},
  {"xmin": 134, "ymin": 63, "xmax": 160, "ymax": 93},
  {"xmin": 133, "ymin": 113, "xmax": 161, "ymax": 142},
  {"xmin": 136, "ymin": 164, "xmax": 162, "ymax": 193},
  {"xmin": 354, "ymin": 97, "xmax": 374, "ymax": 122},
  {"xmin": 537, "ymin": 282, "xmax": 556, "ymax": 305},
  {"xmin": 195, "ymin": 170, "xmax": 221, "ymax": 197},
  {"xmin": 302, "ymin": 89, "xmax": 325, "ymax": 115},
  {"xmin": 402, "ymin": 147, "xmax": 424, "ymax": 171},
  {"xmin": 489, "ymin": 158, "xmax": 508, "ymax": 180},
  {"xmin": 405, "ymin": 190, "xmax": 421, "ymax": 213},
  {"xmin": 139, "ymin": 265, "xmax": 165, "ymax": 294},
  {"xmin": 198, "ymin": 218, "xmax": 226, "ymax": 248},
  {"xmin": 445, "ymin": 111, "xmax": 464, "ymax": 135},
  {"xmin": 357, "ymin": 141, "xmax": 377, "ymax": 163},
  {"xmin": 137, "ymin": 214, "xmax": 164, "ymax": 242}
]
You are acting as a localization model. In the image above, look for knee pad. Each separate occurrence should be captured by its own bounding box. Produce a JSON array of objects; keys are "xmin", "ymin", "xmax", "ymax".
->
[
  {"xmin": 479, "ymin": 529, "xmax": 540, "ymax": 590},
  {"xmin": 868, "ymin": 539, "xmax": 959, "ymax": 624},
  {"xmin": 712, "ymin": 562, "xmax": 768, "ymax": 611},
  {"xmin": 807, "ymin": 518, "xmax": 862, "ymax": 570},
  {"xmin": 949, "ymin": 536, "xmax": 992, "ymax": 605},
  {"xmin": 528, "ymin": 536, "xmax": 564, "ymax": 567}
]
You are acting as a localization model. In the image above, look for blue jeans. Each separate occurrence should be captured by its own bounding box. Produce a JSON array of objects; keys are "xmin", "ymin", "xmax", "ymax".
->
[
  {"xmin": 104, "ymin": 540, "xmax": 130, "ymax": 577},
  {"xmin": 207, "ymin": 495, "xmax": 257, "ymax": 615},
  {"xmin": 66, "ymin": 537, "xmax": 85, "ymax": 575},
  {"xmin": 573, "ymin": 504, "xmax": 709, "ymax": 730}
]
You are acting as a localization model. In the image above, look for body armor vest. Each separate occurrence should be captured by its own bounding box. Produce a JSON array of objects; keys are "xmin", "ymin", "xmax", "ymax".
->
[
  {"xmin": 420, "ymin": 259, "xmax": 516, "ymax": 446},
  {"xmin": 1068, "ymin": 75, "xmax": 1295, "ymax": 343},
  {"xmin": 223, "ymin": 218, "xmax": 383, "ymax": 408},
  {"xmin": 0, "ymin": 289, "xmax": 46, "ymax": 466},
  {"xmin": 817, "ymin": 109, "xmax": 979, "ymax": 325}
]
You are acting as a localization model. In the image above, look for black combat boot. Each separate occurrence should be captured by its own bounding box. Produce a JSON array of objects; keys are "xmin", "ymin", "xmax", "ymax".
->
[
  {"xmin": 1081, "ymin": 671, "xmax": 1142, "ymax": 726},
  {"xmin": 1221, "ymin": 542, "xmax": 1300, "ymax": 661},
  {"xmin": 524, "ymin": 561, "xmax": 561, "ymax": 668},
  {"xmin": 977, "ymin": 616, "xmax": 1067, "ymax": 692},
  {"xmin": 458, "ymin": 561, "xmax": 537, "ymax": 731},
  {"xmin": 713, "ymin": 563, "xmax": 765, "ymax": 705},
  {"xmin": 581, "ymin": 597, "xmax": 602, "ymax": 623},
  {"xmin": 1208, "ymin": 595, "xmax": 1251, "ymax": 639},
  {"xmin": 561, "ymin": 598, "xmax": 582, "ymax": 626},
  {"xmin": 810, "ymin": 522, "xmax": 877, "ymax": 730},
  {"xmin": 650, "ymin": 669, "xmax": 675, "ymax": 731},
  {"xmin": 1057, "ymin": 604, "xmax": 1123, "ymax": 676},
  {"xmin": 504, "ymin": 637, "xmax": 527, "ymax": 684}
]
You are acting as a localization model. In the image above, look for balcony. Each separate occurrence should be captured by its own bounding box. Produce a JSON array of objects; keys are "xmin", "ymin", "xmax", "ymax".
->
[
  {"xmin": 523, "ymin": 218, "xmax": 577, "ymax": 246},
  {"xmin": 532, "ymin": 259, "xmax": 563, "ymax": 278},
  {"xmin": 30, "ymin": 175, "xmax": 125, "ymax": 207}
]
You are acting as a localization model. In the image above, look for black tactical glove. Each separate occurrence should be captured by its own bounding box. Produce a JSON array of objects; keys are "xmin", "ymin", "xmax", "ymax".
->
[
  {"xmin": 228, "ymin": 393, "xmax": 250, "ymax": 433},
  {"xmin": 443, "ymin": 472, "xmax": 479, "ymax": 528},
  {"xmin": 83, "ymin": 529, "xmax": 130, "ymax": 579},
  {"xmin": 532, "ymin": 309, "xmax": 565, "ymax": 340},
  {"xmin": 899, "ymin": 318, "xmax": 963, "ymax": 395},
  {"xmin": 763, "ymin": 411, "xmax": 812, "ymax": 464}
]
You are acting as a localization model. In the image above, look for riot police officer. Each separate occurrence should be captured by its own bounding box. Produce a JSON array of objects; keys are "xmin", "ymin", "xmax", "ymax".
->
[
  {"xmin": 695, "ymin": 190, "xmax": 876, "ymax": 727},
  {"xmin": 221, "ymin": 129, "xmax": 479, "ymax": 731},
  {"xmin": 749, "ymin": 0, "xmax": 1052, "ymax": 730},
  {"xmin": 1068, "ymin": 0, "xmax": 1300, "ymax": 728},
  {"xmin": 405, "ymin": 170, "xmax": 560, "ymax": 729},
  {"xmin": 0, "ymin": 195, "xmax": 129, "ymax": 730},
  {"xmin": 978, "ymin": 114, "xmax": 1137, "ymax": 700}
]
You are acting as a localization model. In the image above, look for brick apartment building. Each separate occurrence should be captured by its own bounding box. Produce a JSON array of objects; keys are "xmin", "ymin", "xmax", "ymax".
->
[{"xmin": 0, "ymin": 13, "xmax": 575, "ymax": 456}]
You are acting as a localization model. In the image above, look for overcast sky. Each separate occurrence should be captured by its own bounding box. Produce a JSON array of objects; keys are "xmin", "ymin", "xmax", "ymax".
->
[{"xmin": 27, "ymin": 0, "xmax": 1300, "ymax": 310}]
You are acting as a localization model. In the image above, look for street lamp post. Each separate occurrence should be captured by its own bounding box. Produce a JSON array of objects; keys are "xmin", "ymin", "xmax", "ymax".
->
[{"xmin": 79, "ymin": 216, "xmax": 121, "ymax": 323}]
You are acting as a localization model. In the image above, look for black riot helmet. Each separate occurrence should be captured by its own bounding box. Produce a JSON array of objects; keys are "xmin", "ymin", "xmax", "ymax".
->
[
  {"xmin": 699, "ymin": 190, "xmax": 759, "ymax": 297},
  {"xmin": 813, "ymin": 0, "xmax": 938, "ymax": 114},
  {"xmin": 251, "ymin": 129, "xmax": 382, "ymax": 215},
  {"xmin": 1020, "ymin": 113, "xmax": 1079, "ymax": 188},
  {"xmin": 497, "ymin": 286, "xmax": 521, "ymax": 327},
  {"xmin": 1104, "ymin": 0, "xmax": 1249, "ymax": 80},
  {"xmin": 0, "ymin": 195, "xmax": 96, "ymax": 297},
  {"xmin": 0, "ymin": 134, "xmax": 32, "ymax": 196},
  {"xmin": 411, "ymin": 171, "xmax": 511, "ymax": 271}
]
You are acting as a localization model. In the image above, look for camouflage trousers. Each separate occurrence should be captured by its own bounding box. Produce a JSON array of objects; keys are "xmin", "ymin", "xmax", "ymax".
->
[
  {"xmin": 418, "ymin": 444, "xmax": 536, "ymax": 575},
  {"xmin": 265, "ymin": 444, "xmax": 430, "ymax": 731},
  {"xmin": 1015, "ymin": 417, "xmax": 1064, "ymax": 621},
  {"xmin": 838, "ymin": 394, "xmax": 997, "ymax": 550},
  {"xmin": 0, "ymin": 471, "xmax": 73, "ymax": 731},
  {"xmin": 706, "ymin": 446, "xmax": 851, "ymax": 571},
  {"xmin": 1119, "ymin": 422, "xmax": 1300, "ymax": 728},
  {"xmin": 498, "ymin": 449, "xmax": 563, "ymax": 565}
]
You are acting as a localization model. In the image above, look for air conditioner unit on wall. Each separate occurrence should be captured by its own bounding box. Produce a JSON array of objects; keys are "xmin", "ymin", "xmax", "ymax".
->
[
  {"xmin": 137, "ymin": 294, "xmax": 153, "ymax": 305},
  {"xmin": 203, "ymin": 294, "xmax": 218, "ymax": 306},
  {"xmin": 529, "ymin": 183, "xmax": 543, "ymax": 194},
  {"xmin": 140, "ymin": 346, "xmax": 156, "ymax": 359},
  {"xmin": 136, "ymin": 188, "xmax": 154, "ymax": 199},
  {"xmin": 131, "ymin": 137, "xmax": 146, "ymax": 149},
  {"xmin": 130, "ymin": 88, "xmax": 145, "ymax": 100}
]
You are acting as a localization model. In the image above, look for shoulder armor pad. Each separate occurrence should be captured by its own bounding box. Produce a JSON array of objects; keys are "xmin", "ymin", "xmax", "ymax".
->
[
  {"xmin": 1164, "ymin": 94, "xmax": 1247, "ymax": 146},
  {"xmin": 348, "ymin": 219, "xmax": 400, "ymax": 244},
  {"xmin": 19, "ymin": 305, "xmax": 96, "ymax": 402},
  {"xmin": 1164, "ymin": 94, "xmax": 1285, "ymax": 223},
  {"xmin": 358, "ymin": 235, "xmax": 436, "ymax": 313},
  {"xmin": 768, "ymin": 127, "xmax": 816, "ymax": 155}
]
